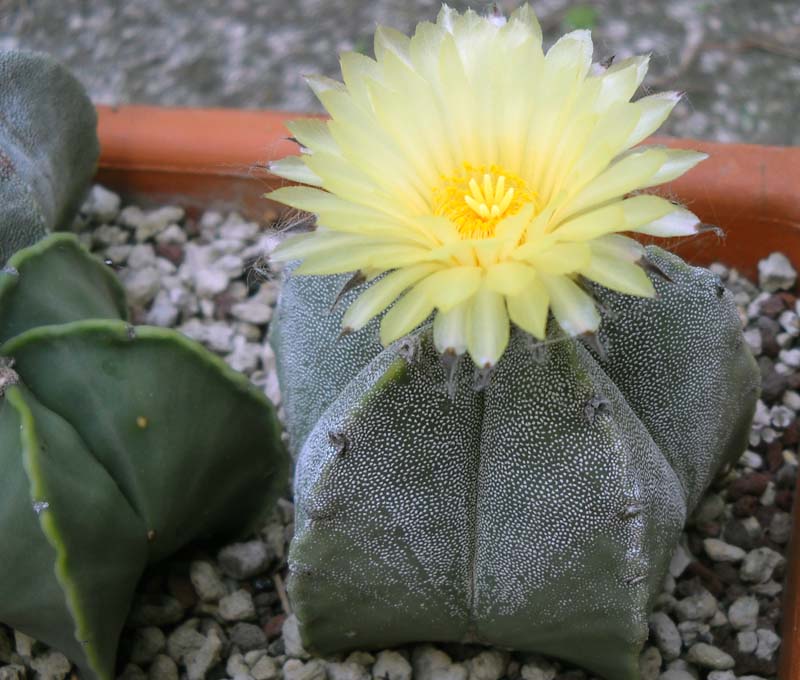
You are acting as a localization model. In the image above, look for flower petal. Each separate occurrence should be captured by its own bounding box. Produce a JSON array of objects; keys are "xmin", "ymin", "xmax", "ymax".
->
[
  {"xmin": 485, "ymin": 261, "xmax": 537, "ymax": 296},
  {"xmin": 625, "ymin": 91, "xmax": 682, "ymax": 147},
  {"xmin": 342, "ymin": 263, "xmax": 440, "ymax": 331},
  {"xmin": 633, "ymin": 207, "xmax": 702, "ymax": 237},
  {"xmin": 433, "ymin": 302, "xmax": 469, "ymax": 355},
  {"xmin": 506, "ymin": 276, "xmax": 550, "ymax": 339},
  {"xmin": 582, "ymin": 249, "xmax": 655, "ymax": 297},
  {"xmin": 540, "ymin": 274, "xmax": 601, "ymax": 336},
  {"xmin": 286, "ymin": 118, "xmax": 339, "ymax": 155},
  {"xmin": 380, "ymin": 284, "xmax": 435, "ymax": 345},
  {"xmin": 551, "ymin": 203, "xmax": 627, "ymax": 241},
  {"xmin": 269, "ymin": 156, "xmax": 323, "ymax": 186},
  {"xmin": 640, "ymin": 149, "xmax": 708, "ymax": 187},
  {"xmin": 467, "ymin": 284, "xmax": 510, "ymax": 368}
]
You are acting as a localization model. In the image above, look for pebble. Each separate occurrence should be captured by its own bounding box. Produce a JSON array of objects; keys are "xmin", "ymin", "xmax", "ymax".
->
[
  {"xmin": 148, "ymin": 655, "xmax": 179, "ymax": 680},
  {"xmin": 638, "ymin": 647, "xmax": 662, "ymax": 680},
  {"xmin": 83, "ymin": 185, "xmax": 122, "ymax": 222},
  {"xmin": 119, "ymin": 663, "xmax": 147, "ymax": 680},
  {"xmin": 673, "ymin": 589, "xmax": 717, "ymax": 621},
  {"xmin": 251, "ymin": 655, "xmax": 279, "ymax": 680},
  {"xmin": 232, "ymin": 297, "xmax": 274, "ymax": 325},
  {"xmin": 668, "ymin": 543, "xmax": 692, "ymax": 578},
  {"xmin": 768, "ymin": 511, "xmax": 792, "ymax": 543},
  {"xmin": 702, "ymin": 538, "xmax": 745, "ymax": 563},
  {"xmin": 166, "ymin": 619, "xmax": 206, "ymax": 662},
  {"xmin": 13, "ymin": 631, "xmax": 34, "ymax": 658},
  {"xmin": 465, "ymin": 650, "xmax": 507, "ymax": 680},
  {"xmin": 728, "ymin": 596, "xmax": 759, "ymax": 630},
  {"xmin": 283, "ymin": 659, "xmax": 327, "ymax": 680},
  {"xmin": 755, "ymin": 628, "xmax": 781, "ymax": 660},
  {"xmin": 758, "ymin": 252, "xmax": 797, "ymax": 291},
  {"xmin": 185, "ymin": 629, "xmax": 223, "ymax": 680},
  {"xmin": 146, "ymin": 290, "xmax": 180, "ymax": 327},
  {"xmin": 739, "ymin": 546, "xmax": 785, "ymax": 583},
  {"xmin": 413, "ymin": 646, "xmax": 468, "ymax": 680},
  {"xmin": 707, "ymin": 672, "xmax": 735, "ymax": 680},
  {"xmin": 136, "ymin": 206, "xmax": 185, "ymax": 242},
  {"xmin": 693, "ymin": 494, "xmax": 725, "ymax": 523},
  {"xmin": 677, "ymin": 621, "xmax": 711, "ymax": 647},
  {"xmin": 326, "ymin": 660, "xmax": 370, "ymax": 680},
  {"xmin": 372, "ymin": 650, "xmax": 412, "ymax": 680},
  {"xmin": 737, "ymin": 630, "xmax": 758, "ymax": 654},
  {"xmin": 29, "ymin": 650, "xmax": 71, "ymax": 680},
  {"xmin": 219, "ymin": 589, "xmax": 257, "ymax": 622},
  {"xmin": 685, "ymin": 643, "xmax": 734, "ymax": 670},
  {"xmin": 0, "ymin": 666, "xmax": 26, "ymax": 680},
  {"xmin": 657, "ymin": 671, "xmax": 695, "ymax": 680},
  {"xmin": 739, "ymin": 450, "xmax": 764, "ymax": 469},
  {"xmin": 122, "ymin": 267, "xmax": 161, "ymax": 306},
  {"xmin": 94, "ymin": 223, "xmax": 130, "ymax": 247},
  {"xmin": 156, "ymin": 223, "xmax": 188, "ymax": 244},
  {"xmin": 282, "ymin": 615, "xmax": 310, "ymax": 660},
  {"xmin": 194, "ymin": 268, "xmax": 230, "ymax": 297},
  {"xmin": 189, "ymin": 560, "xmax": 227, "ymax": 602},
  {"xmin": 218, "ymin": 540, "xmax": 271, "ymax": 579},
  {"xmin": 649, "ymin": 612, "xmax": 681, "ymax": 661},
  {"xmin": 128, "ymin": 595, "xmax": 184, "ymax": 627},
  {"xmin": 230, "ymin": 622, "xmax": 267, "ymax": 651},
  {"xmin": 129, "ymin": 626, "xmax": 166, "ymax": 665}
]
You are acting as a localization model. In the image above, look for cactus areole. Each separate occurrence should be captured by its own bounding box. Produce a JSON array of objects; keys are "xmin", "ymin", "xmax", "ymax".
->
[{"xmin": 268, "ymin": 5, "xmax": 760, "ymax": 680}]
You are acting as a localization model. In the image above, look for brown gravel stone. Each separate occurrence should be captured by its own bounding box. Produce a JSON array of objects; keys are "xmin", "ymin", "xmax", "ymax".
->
[
  {"xmin": 728, "ymin": 474, "xmax": 770, "ymax": 500},
  {"xmin": 733, "ymin": 496, "xmax": 759, "ymax": 518}
]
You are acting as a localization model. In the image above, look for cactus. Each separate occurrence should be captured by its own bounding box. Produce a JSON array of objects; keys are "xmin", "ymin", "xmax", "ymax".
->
[
  {"xmin": 269, "ymin": 247, "xmax": 759, "ymax": 680},
  {"xmin": 0, "ymin": 234, "xmax": 289, "ymax": 680},
  {"xmin": 0, "ymin": 50, "xmax": 99, "ymax": 265}
]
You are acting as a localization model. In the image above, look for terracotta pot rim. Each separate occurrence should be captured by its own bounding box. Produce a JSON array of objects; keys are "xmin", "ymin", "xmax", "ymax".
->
[{"xmin": 94, "ymin": 104, "xmax": 800, "ymax": 679}]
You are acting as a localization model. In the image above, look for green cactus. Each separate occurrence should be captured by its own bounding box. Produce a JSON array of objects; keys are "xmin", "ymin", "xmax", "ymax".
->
[
  {"xmin": 269, "ymin": 247, "xmax": 759, "ymax": 680},
  {"xmin": 0, "ymin": 234, "xmax": 289, "ymax": 680},
  {"xmin": 0, "ymin": 50, "xmax": 99, "ymax": 265}
]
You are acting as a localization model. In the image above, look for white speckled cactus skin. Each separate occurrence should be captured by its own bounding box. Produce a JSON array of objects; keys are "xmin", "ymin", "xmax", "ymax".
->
[{"xmin": 269, "ymin": 247, "xmax": 759, "ymax": 680}]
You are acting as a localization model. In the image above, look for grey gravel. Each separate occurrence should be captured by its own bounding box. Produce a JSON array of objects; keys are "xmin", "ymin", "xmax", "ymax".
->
[
  {"xmin": 283, "ymin": 659, "xmax": 327, "ymax": 680},
  {"xmin": 755, "ymin": 629, "xmax": 781, "ymax": 660},
  {"xmin": 758, "ymin": 253, "xmax": 797, "ymax": 292},
  {"xmin": 189, "ymin": 560, "xmax": 227, "ymax": 603},
  {"xmin": 29, "ymin": 650, "xmax": 71, "ymax": 680},
  {"xmin": 674, "ymin": 590, "xmax": 717, "ymax": 622},
  {"xmin": 737, "ymin": 630, "xmax": 758, "ymax": 654},
  {"xmin": 373, "ymin": 650, "xmax": 412, "ymax": 680},
  {"xmin": 649, "ymin": 611, "xmax": 681, "ymax": 661},
  {"xmin": 166, "ymin": 619, "xmax": 206, "ymax": 663},
  {"xmin": 219, "ymin": 589, "xmax": 257, "ymax": 622},
  {"xmin": 229, "ymin": 622, "xmax": 267, "ymax": 652},
  {"xmin": 185, "ymin": 629, "xmax": 224, "ymax": 680},
  {"xmin": 739, "ymin": 546, "xmax": 786, "ymax": 583},
  {"xmin": 148, "ymin": 655, "xmax": 179, "ymax": 680},
  {"xmin": 685, "ymin": 644, "xmax": 735, "ymax": 670},
  {"xmin": 0, "ymin": 666, "xmax": 26, "ymax": 680},
  {"xmin": 129, "ymin": 627, "xmax": 166, "ymax": 666},
  {"xmin": 728, "ymin": 596, "xmax": 760, "ymax": 631},
  {"xmin": 702, "ymin": 538, "xmax": 745, "ymax": 563},
  {"xmin": 218, "ymin": 540, "xmax": 271, "ymax": 579}
]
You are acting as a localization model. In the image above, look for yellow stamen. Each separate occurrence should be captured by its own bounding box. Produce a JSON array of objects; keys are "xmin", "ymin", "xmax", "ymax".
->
[{"xmin": 433, "ymin": 163, "xmax": 539, "ymax": 240}]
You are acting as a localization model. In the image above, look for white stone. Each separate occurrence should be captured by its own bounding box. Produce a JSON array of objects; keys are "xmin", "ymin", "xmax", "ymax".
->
[
  {"xmin": 189, "ymin": 560, "xmax": 227, "ymax": 602},
  {"xmin": 465, "ymin": 650, "xmax": 507, "ymax": 680},
  {"xmin": 674, "ymin": 589, "xmax": 717, "ymax": 621},
  {"xmin": 372, "ymin": 651, "xmax": 412, "ymax": 680},
  {"xmin": 83, "ymin": 184, "xmax": 121, "ymax": 222},
  {"xmin": 638, "ymin": 647, "xmax": 662, "ymax": 680},
  {"xmin": 703, "ymin": 538, "xmax": 745, "ymax": 563},
  {"xmin": 146, "ymin": 290, "xmax": 179, "ymax": 327},
  {"xmin": 737, "ymin": 630, "xmax": 758, "ymax": 654},
  {"xmin": 283, "ymin": 660, "xmax": 326, "ymax": 680},
  {"xmin": 758, "ymin": 252, "xmax": 797, "ymax": 291},
  {"xmin": 30, "ymin": 650, "xmax": 71, "ymax": 680},
  {"xmin": 740, "ymin": 547, "xmax": 785, "ymax": 583},
  {"xmin": 282, "ymin": 614, "xmax": 310, "ymax": 660},
  {"xmin": 685, "ymin": 643, "xmax": 734, "ymax": 670},
  {"xmin": 218, "ymin": 589, "xmax": 256, "ymax": 621},
  {"xmin": 326, "ymin": 661, "xmax": 369, "ymax": 680},
  {"xmin": 668, "ymin": 542, "xmax": 692, "ymax": 578},
  {"xmin": 123, "ymin": 267, "xmax": 161, "ymax": 306},
  {"xmin": 156, "ymin": 224, "xmax": 188, "ymax": 244},
  {"xmin": 194, "ymin": 268, "xmax": 229, "ymax": 297},
  {"xmin": 755, "ymin": 628, "xmax": 781, "ymax": 660},
  {"xmin": 728, "ymin": 596, "xmax": 759, "ymax": 630}
]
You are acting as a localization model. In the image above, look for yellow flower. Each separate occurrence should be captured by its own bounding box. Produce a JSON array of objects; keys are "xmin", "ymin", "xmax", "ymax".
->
[{"xmin": 268, "ymin": 4, "xmax": 707, "ymax": 368}]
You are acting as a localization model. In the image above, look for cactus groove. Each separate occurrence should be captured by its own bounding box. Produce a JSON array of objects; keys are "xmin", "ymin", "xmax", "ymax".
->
[{"xmin": 270, "ymin": 246, "xmax": 760, "ymax": 680}]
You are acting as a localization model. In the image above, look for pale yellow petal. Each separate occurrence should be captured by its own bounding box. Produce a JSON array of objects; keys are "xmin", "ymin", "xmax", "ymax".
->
[
  {"xmin": 466, "ymin": 283, "xmax": 510, "ymax": 368},
  {"xmin": 633, "ymin": 207, "xmax": 701, "ymax": 237},
  {"xmin": 508, "ymin": 4, "xmax": 543, "ymax": 44},
  {"xmin": 550, "ymin": 203, "xmax": 626, "ymax": 241},
  {"xmin": 506, "ymin": 276, "xmax": 550, "ymax": 339},
  {"xmin": 286, "ymin": 118, "xmax": 339, "ymax": 155},
  {"xmin": 268, "ymin": 156, "xmax": 323, "ymax": 186},
  {"xmin": 559, "ymin": 148, "xmax": 668, "ymax": 220},
  {"xmin": 545, "ymin": 30, "xmax": 593, "ymax": 81},
  {"xmin": 625, "ymin": 91, "xmax": 682, "ymax": 147},
  {"xmin": 340, "ymin": 51, "xmax": 382, "ymax": 109},
  {"xmin": 295, "ymin": 244, "xmax": 429, "ymax": 275},
  {"xmin": 591, "ymin": 234, "xmax": 645, "ymax": 262},
  {"xmin": 419, "ymin": 266, "xmax": 483, "ymax": 311},
  {"xmin": 374, "ymin": 25, "xmax": 412, "ymax": 65},
  {"xmin": 494, "ymin": 202, "xmax": 536, "ymax": 241},
  {"xmin": 640, "ymin": 149, "xmax": 708, "ymax": 187},
  {"xmin": 485, "ymin": 261, "xmax": 537, "ymax": 295},
  {"xmin": 622, "ymin": 194, "xmax": 680, "ymax": 229},
  {"xmin": 582, "ymin": 250, "xmax": 655, "ymax": 297},
  {"xmin": 520, "ymin": 242, "xmax": 591, "ymax": 274},
  {"xmin": 380, "ymin": 284, "xmax": 435, "ymax": 345},
  {"xmin": 594, "ymin": 55, "xmax": 649, "ymax": 111},
  {"xmin": 342, "ymin": 263, "xmax": 440, "ymax": 331},
  {"xmin": 433, "ymin": 301, "xmax": 469, "ymax": 355},
  {"xmin": 540, "ymin": 274, "xmax": 601, "ymax": 336}
]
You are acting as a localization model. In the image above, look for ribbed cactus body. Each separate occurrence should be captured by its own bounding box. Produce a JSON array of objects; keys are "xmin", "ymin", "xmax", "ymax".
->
[
  {"xmin": 0, "ymin": 50, "xmax": 99, "ymax": 265},
  {"xmin": 0, "ymin": 235, "xmax": 289, "ymax": 680},
  {"xmin": 270, "ymin": 247, "xmax": 759, "ymax": 680}
]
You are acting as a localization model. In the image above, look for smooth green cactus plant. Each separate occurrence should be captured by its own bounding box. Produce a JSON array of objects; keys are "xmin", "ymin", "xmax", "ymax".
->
[
  {"xmin": 0, "ymin": 234, "xmax": 289, "ymax": 680},
  {"xmin": 269, "ymin": 247, "xmax": 759, "ymax": 680},
  {"xmin": 0, "ymin": 50, "xmax": 99, "ymax": 265}
]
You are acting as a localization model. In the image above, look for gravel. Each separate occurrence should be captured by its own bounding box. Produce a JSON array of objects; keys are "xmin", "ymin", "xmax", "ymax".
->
[{"xmin": 2, "ymin": 187, "xmax": 796, "ymax": 680}]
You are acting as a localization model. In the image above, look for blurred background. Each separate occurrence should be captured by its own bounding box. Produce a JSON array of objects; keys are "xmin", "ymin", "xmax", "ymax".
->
[{"xmin": 1, "ymin": 0, "xmax": 798, "ymax": 145}]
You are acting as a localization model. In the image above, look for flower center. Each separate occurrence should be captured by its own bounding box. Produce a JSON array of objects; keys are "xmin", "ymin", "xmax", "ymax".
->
[{"xmin": 433, "ymin": 163, "xmax": 538, "ymax": 239}]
